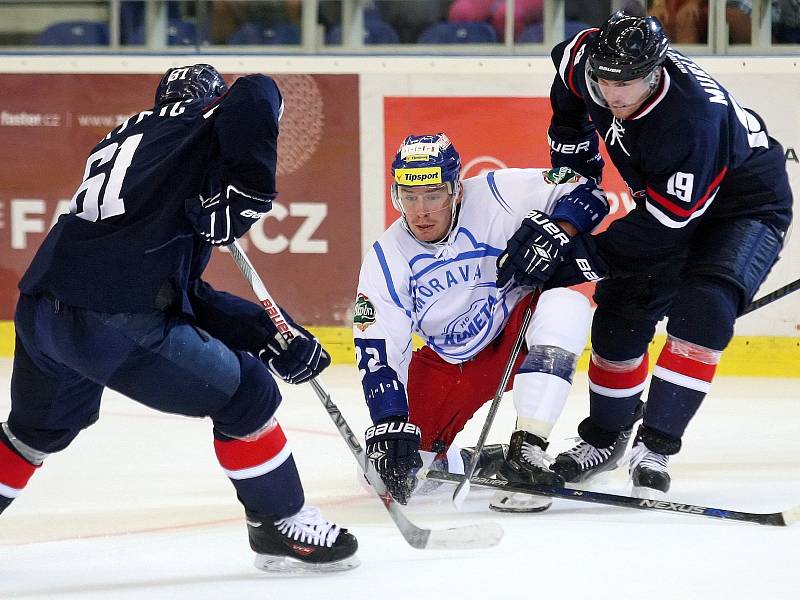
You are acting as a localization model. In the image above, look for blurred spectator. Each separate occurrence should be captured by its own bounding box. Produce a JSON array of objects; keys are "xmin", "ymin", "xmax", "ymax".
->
[
  {"xmin": 210, "ymin": 1, "xmax": 300, "ymax": 44},
  {"xmin": 773, "ymin": 0, "xmax": 800, "ymax": 42},
  {"xmin": 448, "ymin": 0, "xmax": 543, "ymax": 41},
  {"xmin": 379, "ymin": 1, "xmax": 452, "ymax": 43},
  {"xmin": 649, "ymin": 1, "xmax": 800, "ymax": 45},
  {"xmin": 727, "ymin": 0, "xmax": 800, "ymax": 43}
]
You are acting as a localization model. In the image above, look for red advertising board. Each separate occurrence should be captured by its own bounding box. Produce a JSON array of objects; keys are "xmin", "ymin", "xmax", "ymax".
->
[
  {"xmin": 0, "ymin": 73, "xmax": 360, "ymax": 325},
  {"xmin": 383, "ymin": 96, "xmax": 636, "ymax": 302}
]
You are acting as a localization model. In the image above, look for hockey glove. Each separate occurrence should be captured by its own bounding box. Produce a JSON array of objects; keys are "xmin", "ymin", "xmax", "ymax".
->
[
  {"xmin": 187, "ymin": 183, "xmax": 275, "ymax": 246},
  {"xmin": 365, "ymin": 417, "xmax": 423, "ymax": 505},
  {"xmin": 544, "ymin": 234, "xmax": 609, "ymax": 289},
  {"xmin": 496, "ymin": 210, "xmax": 573, "ymax": 288},
  {"xmin": 259, "ymin": 321, "xmax": 331, "ymax": 385},
  {"xmin": 548, "ymin": 124, "xmax": 605, "ymax": 184}
]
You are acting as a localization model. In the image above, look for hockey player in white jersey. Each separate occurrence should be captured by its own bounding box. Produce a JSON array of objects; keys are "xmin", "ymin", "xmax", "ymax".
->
[{"xmin": 354, "ymin": 133, "xmax": 609, "ymax": 511}]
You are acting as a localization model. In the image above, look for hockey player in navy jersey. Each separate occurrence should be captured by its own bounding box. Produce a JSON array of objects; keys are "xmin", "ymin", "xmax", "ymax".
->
[
  {"xmin": 497, "ymin": 12, "xmax": 792, "ymax": 497},
  {"xmin": 356, "ymin": 132, "xmax": 610, "ymax": 511},
  {"xmin": 0, "ymin": 64, "xmax": 358, "ymax": 572}
]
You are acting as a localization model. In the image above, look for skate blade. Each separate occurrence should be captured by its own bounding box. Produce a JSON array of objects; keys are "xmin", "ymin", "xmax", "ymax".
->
[
  {"xmin": 489, "ymin": 491, "xmax": 552, "ymax": 513},
  {"xmin": 631, "ymin": 485, "xmax": 667, "ymax": 501},
  {"xmin": 254, "ymin": 553, "xmax": 360, "ymax": 574}
]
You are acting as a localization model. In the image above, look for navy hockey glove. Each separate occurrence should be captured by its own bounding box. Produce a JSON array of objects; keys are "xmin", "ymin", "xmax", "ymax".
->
[
  {"xmin": 259, "ymin": 321, "xmax": 331, "ymax": 385},
  {"xmin": 544, "ymin": 234, "xmax": 609, "ymax": 289},
  {"xmin": 187, "ymin": 183, "xmax": 275, "ymax": 246},
  {"xmin": 365, "ymin": 417, "xmax": 423, "ymax": 505},
  {"xmin": 496, "ymin": 210, "xmax": 573, "ymax": 288},
  {"xmin": 548, "ymin": 124, "xmax": 604, "ymax": 184}
]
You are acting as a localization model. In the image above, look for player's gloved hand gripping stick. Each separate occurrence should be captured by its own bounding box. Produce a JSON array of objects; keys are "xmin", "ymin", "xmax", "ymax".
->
[{"xmin": 228, "ymin": 239, "xmax": 503, "ymax": 550}]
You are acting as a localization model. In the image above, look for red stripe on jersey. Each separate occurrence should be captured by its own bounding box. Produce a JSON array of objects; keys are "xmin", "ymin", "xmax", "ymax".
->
[
  {"xmin": 646, "ymin": 166, "xmax": 728, "ymax": 218},
  {"xmin": 656, "ymin": 345, "xmax": 717, "ymax": 383},
  {"xmin": 567, "ymin": 30, "xmax": 598, "ymax": 97},
  {"xmin": 629, "ymin": 72, "xmax": 667, "ymax": 119},
  {"xmin": 214, "ymin": 423, "xmax": 287, "ymax": 471},
  {"xmin": 0, "ymin": 442, "xmax": 38, "ymax": 489},
  {"xmin": 589, "ymin": 354, "xmax": 649, "ymax": 390}
]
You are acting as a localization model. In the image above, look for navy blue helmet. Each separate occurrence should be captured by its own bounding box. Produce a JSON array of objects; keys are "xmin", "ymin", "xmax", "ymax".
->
[
  {"xmin": 589, "ymin": 11, "xmax": 668, "ymax": 81},
  {"xmin": 154, "ymin": 64, "xmax": 228, "ymax": 106}
]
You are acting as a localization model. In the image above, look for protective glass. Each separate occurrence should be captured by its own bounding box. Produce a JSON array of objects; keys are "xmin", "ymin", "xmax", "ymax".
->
[{"xmin": 586, "ymin": 63, "xmax": 659, "ymax": 111}]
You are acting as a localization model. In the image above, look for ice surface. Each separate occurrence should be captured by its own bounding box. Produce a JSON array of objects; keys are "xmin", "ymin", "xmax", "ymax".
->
[{"xmin": 2, "ymin": 361, "xmax": 799, "ymax": 599}]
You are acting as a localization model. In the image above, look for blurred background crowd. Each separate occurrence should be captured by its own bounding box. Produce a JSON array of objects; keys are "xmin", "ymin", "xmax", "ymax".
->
[{"xmin": 0, "ymin": 1, "xmax": 798, "ymax": 51}]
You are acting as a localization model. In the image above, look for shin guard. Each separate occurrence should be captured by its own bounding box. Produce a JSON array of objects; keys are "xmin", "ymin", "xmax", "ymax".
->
[
  {"xmin": 646, "ymin": 336, "xmax": 721, "ymax": 439},
  {"xmin": 214, "ymin": 418, "xmax": 304, "ymax": 520}
]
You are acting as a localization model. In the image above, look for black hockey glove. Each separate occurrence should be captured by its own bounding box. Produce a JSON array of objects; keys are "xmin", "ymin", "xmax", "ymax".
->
[
  {"xmin": 496, "ymin": 210, "xmax": 573, "ymax": 288},
  {"xmin": 544, "ymin": 234, "xmax": 609, "ymax": 289},
  {"xmin": 548, "ymin": 124, "xmax": 605, "ymax": 184},
  {"xmin": 365, "ymin": 417, "xmax": 423, "ymax": 505},
  {"xmin": 187, "ymin": 183, "xmax": 275, "ymax": 246},
  {"xmin": 259, "ymin": 321, "xmax": 331, "ymax": 385}
]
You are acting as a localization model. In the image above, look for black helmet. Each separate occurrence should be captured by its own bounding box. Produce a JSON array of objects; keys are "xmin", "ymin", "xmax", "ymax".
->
[
  {"xmin": 154, "ymin": 63, "xmax": 228, "ymax": 106},
  {"xmin": 588, "ymin": 11, "xmax": 668, "ymax": 81}
]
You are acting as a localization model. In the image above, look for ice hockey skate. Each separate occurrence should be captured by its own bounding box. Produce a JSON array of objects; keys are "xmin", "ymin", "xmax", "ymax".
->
[
  {"xmin": 490, "ymin": 431, "xmax": 564, "ymax": 513},
  {"xmin": 247, "ymin": 506, "xmax": 359, "ymax": 573},
  {"xmin": 551, "ymin": 403, "xmax": 644, "ymax": 483},
  {"xmin": 629, "ymin": 440, "xmax": 671, "ymax": 499},
  {"xmin": 460, "ymin": 443, "xmax": 508, "ymax": 478},
  {"xmin": 550, "ymin": 426, "xmax": 635, "ymax": 484}
]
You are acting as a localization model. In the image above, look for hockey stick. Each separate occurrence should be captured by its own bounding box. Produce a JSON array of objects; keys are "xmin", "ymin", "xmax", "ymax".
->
[
  {"xmin": 430, "ymin": 470, "xmax": 800, "ymax": 526},
  {"xmin": 742, "ymin": 276, "xmax": 800, "ymax": 315},
  {"xmin": 452, "ymin": 293, "xmax": 537, "ymax": 510},
  {"xmin": 227, "ymin": 240, "xmax": 503, "ymax": 550}
]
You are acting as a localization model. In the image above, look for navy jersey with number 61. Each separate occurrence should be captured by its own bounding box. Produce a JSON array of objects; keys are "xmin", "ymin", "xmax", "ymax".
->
[
  {"xmin": 20, "ymin": 74, "xmax": 282, "ymax": 315},
  {"xmin": 550, "ymin": 30, "xmax": 792, "ymax": 271}
]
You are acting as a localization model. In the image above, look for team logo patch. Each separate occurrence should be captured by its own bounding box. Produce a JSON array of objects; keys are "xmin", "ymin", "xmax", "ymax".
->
[
  {"xmin": 543, "ymin": 167, "xmax": 581, "ymax": 185},
  {"xmin": 354, "ymin": 292, "xmax": 376, "ymax": 331}
]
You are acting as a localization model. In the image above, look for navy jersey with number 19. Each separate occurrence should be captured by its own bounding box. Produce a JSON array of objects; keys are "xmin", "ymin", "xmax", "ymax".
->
[{"xmin": 550, "ymin": 31, "xmax": 792, "ymax": 271}]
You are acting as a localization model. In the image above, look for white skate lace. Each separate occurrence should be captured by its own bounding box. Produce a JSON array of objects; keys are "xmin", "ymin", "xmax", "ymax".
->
[
  {"xmin": 563, "ymin": 438, "xmax": 614, "ymax": 469},
  {"xmin": 604, "ymin": 117, "xmax": 631, "ymax": 157},
  {"xmin": 520, "ymin": 442, "xmax": 553, "ymax": 469},
  {"xmin": 628, "ymin": 443, "xmax": 669, "ymax": 475},
  {"xmin": 275, "ymin": 506, "xmax": 341, "ymax": 548}
]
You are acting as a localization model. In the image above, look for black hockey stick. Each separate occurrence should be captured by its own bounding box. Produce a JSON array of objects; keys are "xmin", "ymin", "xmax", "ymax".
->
[
  {"xmin": 452, "ymin": 292, "xmax": 537, "ymax": 510},
  {"xmin": 228, "ymin": 240, "xmax": 503, "ymax": 550},
  {"xmin": 429, "ymin": 470, "xmax": 800, "ymax": 526},
  {"xmin": 742, "ymin": 276, "xmax": 800, "ymax": 315}
]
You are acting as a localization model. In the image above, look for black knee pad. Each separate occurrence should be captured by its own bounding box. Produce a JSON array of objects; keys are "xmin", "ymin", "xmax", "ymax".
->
[
  {"xmin": 212, "ymin": 352, "xmax": 283, "ymax": 439},
  {"xmin": 667, "ymin": 278, "xmax": 738, "ymax": 350}
]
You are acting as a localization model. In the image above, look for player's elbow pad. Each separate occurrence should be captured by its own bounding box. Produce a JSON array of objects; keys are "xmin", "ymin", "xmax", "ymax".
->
[
  {"xmin": 551, "ymin": 183, "xmax": 610, "ymax": 234},
  {"xmin": 548, "ymin": 124, "xmax": 604, "ymax": 184}
]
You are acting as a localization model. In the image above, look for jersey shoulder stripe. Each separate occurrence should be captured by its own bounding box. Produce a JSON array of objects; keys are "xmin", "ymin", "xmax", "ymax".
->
[{"xmin": 558, "ymin": 29, "xmax": 597, "ymax": 98}]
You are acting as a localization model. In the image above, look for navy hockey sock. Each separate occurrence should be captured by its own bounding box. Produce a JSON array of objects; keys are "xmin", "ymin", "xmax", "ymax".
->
[
  {"xmin": 645, "ymin": 337, "xmax": 720, "ymax": 439},
  {"xmin": 214, "ymin": 418, "xmax": 304, "ymax": 520},
  {"xmin": 0, "ymin": 434, "xmax": 40, "ymax": 507},
  {"xmin": 587, "ymin": 352, "xmax": 649, "ymax": 433}
]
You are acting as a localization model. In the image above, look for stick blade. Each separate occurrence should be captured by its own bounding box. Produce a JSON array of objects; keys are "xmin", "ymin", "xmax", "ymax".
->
[
  {"xmin": 425, "ymin": 521, "xmax": 504, "ymax": 550},
  {"xmin": 451, "ymin": 478, "xmax": 471, "ymax": 511},
  {"xmin": 780, "ymin": 505, "xmax": 800, "ymax": 526}
]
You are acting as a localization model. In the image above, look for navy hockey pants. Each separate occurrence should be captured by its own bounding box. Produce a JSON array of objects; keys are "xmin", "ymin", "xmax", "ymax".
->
[
  {"xmin": 587, "ymin": 217, "xmax": 786, "ymax": 442},
  {"xmin": 9, "ymin": 292, "xmax": 282, "ymax": 454}
]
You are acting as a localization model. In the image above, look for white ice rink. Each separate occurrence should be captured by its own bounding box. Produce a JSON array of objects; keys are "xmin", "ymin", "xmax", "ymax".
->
[{"xmin": 2, "ymin": 360, "xmax": 799, "ymax": 600}]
